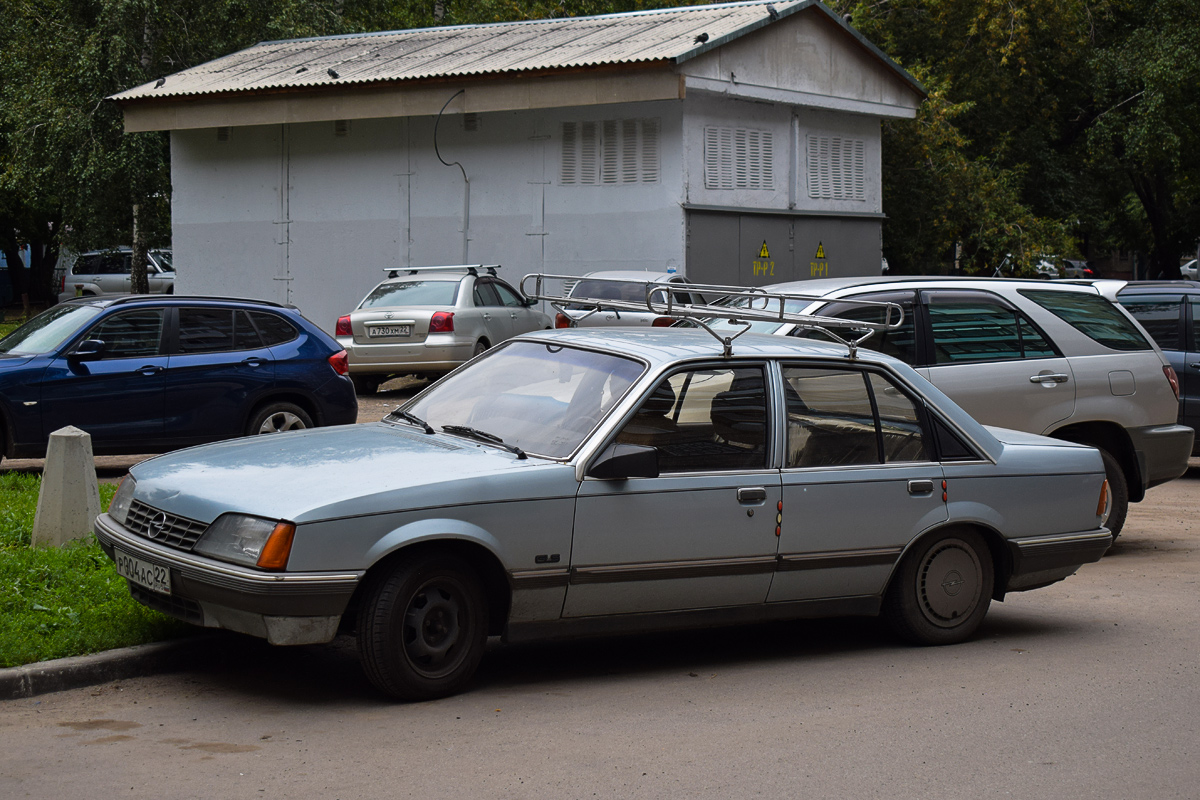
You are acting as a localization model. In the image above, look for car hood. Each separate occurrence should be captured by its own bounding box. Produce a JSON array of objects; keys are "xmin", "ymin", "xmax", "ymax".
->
[{"xmin": 128, "ymin": 422, "xmax": 576, "ymax": 524}]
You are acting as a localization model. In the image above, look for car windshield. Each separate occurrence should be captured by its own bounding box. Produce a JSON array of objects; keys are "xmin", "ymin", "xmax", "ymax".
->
[
  {"xmin": 151, "ymin": 251, "xmax": 174, "ymax": 272},
  {"xmin": 0, "ymin": 304, "xmax": 102, "ymax": 356},
  {"xmin": 360, "ymin": 279, "xmax": 459, "ymax": 309},
  {"xmin": 400, "ymin": 340, "xmax": 645, "ymax": 458}
]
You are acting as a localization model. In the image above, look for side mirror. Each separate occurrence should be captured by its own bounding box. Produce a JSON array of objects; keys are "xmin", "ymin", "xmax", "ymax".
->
[
  {"xmin": 587, "ymin": 443, "xmax": 659, "ymax": 480},
  {"xmin": 69, "ymin": 339, "xmax": 106, "ymax": 360}
]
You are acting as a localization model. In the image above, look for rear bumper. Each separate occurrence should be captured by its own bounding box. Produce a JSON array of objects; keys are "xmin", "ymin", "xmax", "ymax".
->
[
  {"xmin": 339, "ymin": 335, "xmax": 473, "ymax": 374},
  {"xmin": 1128, "ymin": 423, "xmax": 1193, "ymax": 490},
  {"xmin": 94, "ymin": 513, "xmax": 363, "ymax": 645},
  {"xmin": 1004, "ymin": 528, "xmax": 1113, "ymax": 592}
]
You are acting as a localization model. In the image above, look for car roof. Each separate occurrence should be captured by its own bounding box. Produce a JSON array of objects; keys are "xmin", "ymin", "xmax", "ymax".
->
[
  {"xmin": 756, "ymin": 275, "xmax": 1111, "ymax": 297},
  {"xmin": 579, "ymin": 270, "xmax": 682, "ymax": 283},
  {"xmin": 60, "ymin": 294, "xmax": 290, "ymax": 310},
  {"xmin": 515, "ymin": 326, "xmax": 894, "ymax": 367}
]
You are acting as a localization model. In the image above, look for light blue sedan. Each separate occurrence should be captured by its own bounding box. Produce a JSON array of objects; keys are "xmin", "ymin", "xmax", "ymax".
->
[{"xmin": 95, "ymin": 327, "xmax": 1113, "ymax": 700}]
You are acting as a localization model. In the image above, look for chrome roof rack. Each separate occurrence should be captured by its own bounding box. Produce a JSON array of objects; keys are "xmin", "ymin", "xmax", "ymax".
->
[
  {"xmin": 384, "ymin": 264, "xmax": 499, "ymax": 278},
  {"xmin": 521, "ymin": 273, "xmax": 904, "ymax": 359}
]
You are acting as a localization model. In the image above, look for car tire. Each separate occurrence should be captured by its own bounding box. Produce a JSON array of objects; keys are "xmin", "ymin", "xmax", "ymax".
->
[
  {"xmin": 1098, "ymin": 448, "xmax": 1129, "ymax": 538},
  {"xmin": 351, "ymin": 375, "xmax": 383, "ymax": 395},
  {"xmin": 472, "ymin": 340, "xmax": 489, "ymax": 358},
  {"xmin": 883, "ymin": 529, "xmax": 993, "ymax": 646},
  {"xmin": 246, "ymin": 402, "xmax": 313, "ymax": 435},
  {"xmin": 357, "ymin": 553, "xmax": 488, "ymax": 701}
]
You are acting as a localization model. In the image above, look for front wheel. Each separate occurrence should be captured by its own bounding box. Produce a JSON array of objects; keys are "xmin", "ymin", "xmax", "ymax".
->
[
  {"xmin": 884, "ymin": 530, "xmax": 994, "ymax": 646},
  {"xmin": 246, "ymin": 402, "xmax": 313, "ymax": 435},
  {"xmin": 357, "ymin": 554, "xmax": 488, "ymax": 701}
]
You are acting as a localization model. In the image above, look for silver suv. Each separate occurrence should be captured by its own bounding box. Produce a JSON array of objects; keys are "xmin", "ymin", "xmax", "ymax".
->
[
  {"xmin": 56, "ymin": 247, "xmax": 174, "ymax": 303},
  {"xmin": 706, "ymin": 276, "xmax": 1193, "ymax": 535}
]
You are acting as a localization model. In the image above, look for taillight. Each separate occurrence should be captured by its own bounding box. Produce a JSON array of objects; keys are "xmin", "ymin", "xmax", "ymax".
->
[
  {"xmin": 328, "ymin": 349, "xmax": 349, "ymax": 375},
  {"xmin": 335, "ymin": 315, "xmax": 352, "ymax": 336},
  {"xmin": 429, "ymin": 311, "xmax": 454, "ymax": 333},
  {"xmin": 651, "ymin": 316, "xmax": 674, "ymax": 327},
  {"xmin": 1164, "ymin": 365, "xmax": 1181, "ymax": 401},
  {"xmin": 555, "ymin": 312, "xmax": 573, "ymax": 329}
]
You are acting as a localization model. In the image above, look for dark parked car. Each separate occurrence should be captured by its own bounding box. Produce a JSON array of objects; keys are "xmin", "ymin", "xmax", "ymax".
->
[
  {"xmin": 1114, "ymin": 280, "xmax": 1200, "ymax": 453},
  {"xmin": 0, "ymin": 295, "xmax": 357, "ymax": 461}
]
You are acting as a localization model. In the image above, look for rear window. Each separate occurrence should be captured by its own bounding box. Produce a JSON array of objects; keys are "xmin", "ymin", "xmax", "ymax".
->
[
  {"xmin": 1019, "ymin": 290, "xmax": 1152, "ymax": 351},
  {"xmin": 361, "ymin": 280, "xmax": 459, "ymax": 309}
]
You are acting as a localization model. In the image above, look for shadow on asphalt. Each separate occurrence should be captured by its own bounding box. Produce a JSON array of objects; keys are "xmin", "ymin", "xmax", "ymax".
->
[{"xmin": 178, "ymin": 609, "xmax": 1071, "ymax": 706}]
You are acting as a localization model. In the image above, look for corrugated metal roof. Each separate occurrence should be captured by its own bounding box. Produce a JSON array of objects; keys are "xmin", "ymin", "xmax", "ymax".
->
[{"xmin": 112, "ymin": 1, "xmax": 828, "ymax": 102}]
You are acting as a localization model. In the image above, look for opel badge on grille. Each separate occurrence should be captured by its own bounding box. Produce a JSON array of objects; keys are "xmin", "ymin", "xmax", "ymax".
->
[{"xmin": 148, "ymin": 511, "xmax": 169, "ymax": 540}]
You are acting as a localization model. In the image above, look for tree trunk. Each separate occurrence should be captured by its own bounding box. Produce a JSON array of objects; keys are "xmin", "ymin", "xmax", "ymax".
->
[{"xmin": 130, "ymin": 202, "xmax": 150, "ymax": 294}]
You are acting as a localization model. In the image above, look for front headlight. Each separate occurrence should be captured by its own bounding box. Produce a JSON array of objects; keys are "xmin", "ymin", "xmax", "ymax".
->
[
  {"xmin": 193, "ymin": 514, "xmax": 296, "ymax": 570},
  {"xmin": 108, "ymin": 476, "xmax": 136, "ymax": 525}
]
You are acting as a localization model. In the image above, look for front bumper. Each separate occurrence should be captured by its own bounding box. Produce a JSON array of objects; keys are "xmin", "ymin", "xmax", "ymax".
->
[
  {"xmin": 1127, "ymin": 423, "xmax": 1194, "ymax": 490},
  {"xmin": 1004, "ymin": 528, "xmax": 1113, "ymax": 592},
  {"xmin": 94, "ymin": 513, "xmax": 363, "ymax": 645}
]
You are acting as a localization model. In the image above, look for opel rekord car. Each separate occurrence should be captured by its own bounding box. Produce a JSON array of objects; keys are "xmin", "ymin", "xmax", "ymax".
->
[
  {"xmin": 95, "ymin": 287, "xmax": 1113, "ymax": 701},
  {"xmin": 335, "ymin": 265, "xmax": 551, "ymax": 393},
  {"xmin": 696, "ymin": 276, "xmax": 1193, "ymax": 536},
  {"xmin": 0, "ymin": 295, "xmax": 357, "ymax": 461}
]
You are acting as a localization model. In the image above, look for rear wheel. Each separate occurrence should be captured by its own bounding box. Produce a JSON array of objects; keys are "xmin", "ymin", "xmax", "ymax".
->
[
  {"xmin": 357, "ymin": 553, "xmax": 488, "ymax": 701},
  {"xmin": 472, "ymin": 340, "xmax": 489, "ymax": 358},
  {"xmin": 246, "ymin": 402, "xmax": 313, "ymax": 435},
  {"xmin": 884, "ymin": 529, "xmax": 993, "ymax": 646},
  {"xmin": 1098, "ymin": 448, "xmax": 1129, "ymax": 537}
]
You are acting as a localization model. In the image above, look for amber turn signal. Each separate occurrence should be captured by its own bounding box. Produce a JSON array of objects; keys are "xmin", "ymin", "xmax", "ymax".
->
[
  {"xmin": 1096, "ymin": 480, "xmax": 1109, "ymax": 519},
  {"xmin": 256, "ymin": 522, "xmax": 297, "ymax": 570}
]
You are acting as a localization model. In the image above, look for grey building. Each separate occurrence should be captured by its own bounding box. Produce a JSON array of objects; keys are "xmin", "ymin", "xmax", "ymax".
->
[{"xmin": 112, "ymin": 0, "xmax": 924, "ymax": 332}]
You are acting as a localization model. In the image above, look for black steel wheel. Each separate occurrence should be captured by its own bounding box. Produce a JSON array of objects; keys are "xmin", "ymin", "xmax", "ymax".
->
[
  {"xmin": 246, "ymin": 402, "xmax": 313, "ymax": 435},
  {"xmin": 884, "ymin": 530, "xmax": 993, "ymax": 646},
  {"xmin": 357, "ymin": 554, "xmax": 487, "ymax": 701},
  {"xmin": 1098, "ymin": 448, "xmax": 1129, "ymax": 537}
]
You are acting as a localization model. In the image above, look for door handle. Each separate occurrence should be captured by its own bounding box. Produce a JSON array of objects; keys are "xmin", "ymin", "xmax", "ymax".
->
[
  {"xmin": 907, "ymin": 479, "xmax": 935, "ymax": 495},
  {"xmin": 737, "ymin": 487, "xmax": 768, "ymax": 504},
  {"xmin": 1029, "ymin": 373, "xmax": 1069, "ymax": 384},
  {"xmin": 1189, "ymin": 363, "xmax": 1200, "ymax": 370},
  {"xmin": 482, "ymin": 312, "xmax": 492, "ymax": 320},
  {"xmin": 241, "ymin": 357, "xmax": 266, "ymax": 367},
  {"xmin": 138, "ymin": 365, "xmax": 164, "ymax": 376}
]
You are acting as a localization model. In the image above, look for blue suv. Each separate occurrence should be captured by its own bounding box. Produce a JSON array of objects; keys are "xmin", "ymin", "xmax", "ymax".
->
[{"xmin": 0, "ymin": 295, "xmax": 357, "ymax": 460}]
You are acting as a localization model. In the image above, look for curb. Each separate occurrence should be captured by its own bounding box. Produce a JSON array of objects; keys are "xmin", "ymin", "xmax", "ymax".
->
[{"xmin": 0, "ymin": 636, "xmax": 216, "ymax": 701}]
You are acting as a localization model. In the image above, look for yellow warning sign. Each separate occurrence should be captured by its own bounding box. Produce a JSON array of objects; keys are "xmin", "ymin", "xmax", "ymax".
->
[
  {"xmin": 815, "ymin": 242, "xmax": 826, "ymax": 259},
  {"xmin": 759, "ymin": 241, "xmax": 770, "ymax": 258}
]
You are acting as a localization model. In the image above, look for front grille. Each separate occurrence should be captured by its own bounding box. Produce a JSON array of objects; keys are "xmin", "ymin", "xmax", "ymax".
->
[{"xmin": 125, "ymin": 500, "xmax": 208, "ymax": 550}]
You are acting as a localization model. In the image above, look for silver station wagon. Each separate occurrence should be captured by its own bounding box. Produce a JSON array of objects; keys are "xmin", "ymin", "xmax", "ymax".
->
[{"xmin": 95, "ymin": 287, "xmax": 1113, "ymax": 700}]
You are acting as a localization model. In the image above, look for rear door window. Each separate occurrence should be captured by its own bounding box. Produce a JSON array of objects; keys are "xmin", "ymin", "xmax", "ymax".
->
[
  {"xmin": 178, "ymin": 308, "xmax": 236, "ymax": 353},
  {"xmin": 1020, "ymin": 289, "xmax": 1152, "ymax": 351},
  {"xmin": 926, "ymin": 291, "xmax": 1057, "ymax": 364}
]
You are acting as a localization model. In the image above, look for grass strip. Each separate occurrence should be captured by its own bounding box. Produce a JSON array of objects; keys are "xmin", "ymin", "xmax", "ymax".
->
[{"xmin": 0, "ymin": 472, "xmax": 189, "ymax": 668}]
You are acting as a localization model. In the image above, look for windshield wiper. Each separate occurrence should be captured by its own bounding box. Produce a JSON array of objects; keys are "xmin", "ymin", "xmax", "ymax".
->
[
  {"xmin": 387, "ymin": 409, "xmax": 434, "ymax": 434},
  {"xmin": 441, "ymin": 425, "xmax": 527, "ymax": 459}
]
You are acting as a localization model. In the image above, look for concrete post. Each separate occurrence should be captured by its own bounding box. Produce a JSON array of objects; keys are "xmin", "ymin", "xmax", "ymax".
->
[{"xmin": 31, "ymin": 426, "xmax": 102, "ymax": 548}]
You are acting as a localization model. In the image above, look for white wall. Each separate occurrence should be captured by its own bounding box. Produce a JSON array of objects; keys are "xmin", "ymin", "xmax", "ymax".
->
[{"xmin": 171, "ymin": 101, "xmax": 688, "ymax": 334}]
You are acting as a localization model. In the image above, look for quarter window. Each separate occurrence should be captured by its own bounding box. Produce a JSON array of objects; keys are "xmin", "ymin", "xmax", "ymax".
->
[
  {"xmin": 614, "ymin": 366, "xmax": 769, "ymax": 472},
  {"xmin": 86, "ymin": 309, "xmax": 164, "ymax": 359},
  {"xmin": 783, "ymin": 366, "xmax": 928, "ymax": 467},
  {"xmin": 1020, "ymin": 289, "xmax": 1152, "ymax": 351},
  {"xmin": 799, "ymin": 292, "xmax": 917, "ymax": 364},
  {"xmin": 248, "ymin": 312, "xmax": 297, "ymax": 346}
]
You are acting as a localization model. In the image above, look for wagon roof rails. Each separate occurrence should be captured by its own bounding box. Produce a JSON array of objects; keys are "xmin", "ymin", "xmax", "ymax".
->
[
  {"xmin": 384, "ymin": 264, "xmax": 499, "ymax": 278},
  {"xmin": 83, "ymin": 294, "xmax": 287, "ymax": 308},
  {"xmin": 521, "ymin": 273, "xmax": 904, "ymax": 359}
]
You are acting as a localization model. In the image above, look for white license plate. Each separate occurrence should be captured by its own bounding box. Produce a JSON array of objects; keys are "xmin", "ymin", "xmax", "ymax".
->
[
  {"xmin": 367, "ymin": 324, "xmax": 411, "ymax": 338},
  {"xmin": 114, "ymin": 549, "xmax": 171, "ymax": 595}
]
